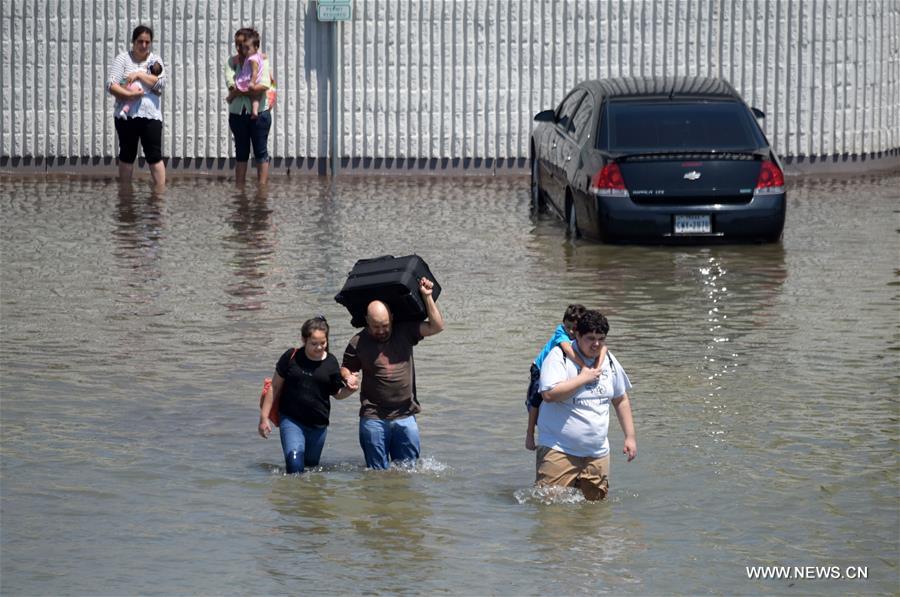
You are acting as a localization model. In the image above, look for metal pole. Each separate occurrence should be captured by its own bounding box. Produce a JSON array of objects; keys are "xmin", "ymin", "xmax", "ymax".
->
[{"xmin": 331, "ymin": 21, "xmax": 340, "ymax": 178}]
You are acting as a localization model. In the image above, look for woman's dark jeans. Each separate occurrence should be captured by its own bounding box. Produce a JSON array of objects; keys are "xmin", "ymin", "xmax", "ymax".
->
[{"xmin": 228, "ymin": 110, "xmax": 271, "ymax": 164}]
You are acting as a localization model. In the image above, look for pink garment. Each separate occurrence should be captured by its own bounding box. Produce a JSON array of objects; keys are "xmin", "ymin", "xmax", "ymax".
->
[
  {"xmin": 234, "ymin": 53, "xmax": 265, "ymax": 92},
  {"xmin": 121, "ymin": 80, "xmax": 143, "ymax": 114}
]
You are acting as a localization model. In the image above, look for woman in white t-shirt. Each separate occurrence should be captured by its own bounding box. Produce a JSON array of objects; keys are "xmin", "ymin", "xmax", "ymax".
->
[
  {"xmin": 107, "ymin": 25, "xmax": 167, "ymax": 187},
  {"xmin": 535, "ymin": 309, "xmax": 637, "ymax": 500}
]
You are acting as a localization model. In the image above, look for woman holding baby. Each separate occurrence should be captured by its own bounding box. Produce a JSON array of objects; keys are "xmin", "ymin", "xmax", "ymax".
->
[
  {"xmin": 224, "ymin": 27, "xmax": 274, "ymax": 187},
  {"xmin": 107, "ymin": 25, "xmax": 167, "ymax": 188}
]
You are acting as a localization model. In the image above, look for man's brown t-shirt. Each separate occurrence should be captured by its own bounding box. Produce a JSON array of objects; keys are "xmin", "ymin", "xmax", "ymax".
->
[{"xmin": 342, "ymin": 321, "xmax": 423, "ymax": 419}]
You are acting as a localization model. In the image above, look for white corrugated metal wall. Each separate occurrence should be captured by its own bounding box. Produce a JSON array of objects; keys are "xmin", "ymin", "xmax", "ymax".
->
[{"xmin": 1, "ymin": 0, "xmax": 898, "ymax": 170}]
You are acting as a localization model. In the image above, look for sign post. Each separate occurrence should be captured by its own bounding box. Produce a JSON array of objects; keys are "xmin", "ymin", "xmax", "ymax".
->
[{"xmin": 317, "ymin": 0, "xmax": 352, "ymax": 178}]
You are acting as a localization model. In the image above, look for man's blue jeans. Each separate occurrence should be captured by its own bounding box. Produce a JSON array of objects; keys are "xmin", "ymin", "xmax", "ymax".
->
[
  {"xmin": 279, "ymin": 415, "xmax": 327, "ymax": 474},
  {"xmin": 358, "ymin": 416, "xmax": 420, "ymax": 470}
]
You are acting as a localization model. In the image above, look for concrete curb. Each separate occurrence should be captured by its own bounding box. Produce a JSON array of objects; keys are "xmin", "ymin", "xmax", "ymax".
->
[{"xmin": 1, "ymin": 151, "xmax": 897, "ymax": 179}]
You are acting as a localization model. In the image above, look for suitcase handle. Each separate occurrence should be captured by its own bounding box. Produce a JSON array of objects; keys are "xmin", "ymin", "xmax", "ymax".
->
[
  {"xmin": 355, "ymin": 255, "xmax": 395, "ymax": 265},
  {"xmin": 346, "ymin": 266, "xmax": 409, "ymax": 281},
  {"xmin": 346, "ymin": 255, "xmax": 399, "ymax": 279}
]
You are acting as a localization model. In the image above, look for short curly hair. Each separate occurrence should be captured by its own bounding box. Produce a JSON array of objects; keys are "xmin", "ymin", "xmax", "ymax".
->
[
  {"xmin": 576, "ymin": 310, "xmax": 609, "ymax": 336},
  {"xmin": 563, "ymin": 304, "xmax": 587, "ymax": 324}
]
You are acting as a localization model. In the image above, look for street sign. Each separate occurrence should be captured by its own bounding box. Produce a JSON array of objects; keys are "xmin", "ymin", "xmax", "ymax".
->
[{"xmin": 317, "ymin": 0, "xmax": 352, "ymax": 22}]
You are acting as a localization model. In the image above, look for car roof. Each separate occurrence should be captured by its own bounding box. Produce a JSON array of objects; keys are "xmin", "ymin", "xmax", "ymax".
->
[{"xmin": 580, "ymin": 76, "xmax": 741, "ymax": 100}]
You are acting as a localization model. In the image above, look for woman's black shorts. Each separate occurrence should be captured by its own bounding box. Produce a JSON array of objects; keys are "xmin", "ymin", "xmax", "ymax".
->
[{"xmin": 114, "ymin": 117, "xmax": 163, "ymax": 164}]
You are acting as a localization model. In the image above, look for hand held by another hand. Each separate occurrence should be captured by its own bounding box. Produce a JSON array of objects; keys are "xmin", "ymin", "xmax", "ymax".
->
[{"xmin": 343, "ymin": 371, "xmax": 360, "ymax": 391}]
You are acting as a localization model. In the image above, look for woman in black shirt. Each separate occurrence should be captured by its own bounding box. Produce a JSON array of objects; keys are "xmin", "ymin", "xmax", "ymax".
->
[{"xmin": 258, "ymin": 317, "xmax": 356, "ymax": 473}]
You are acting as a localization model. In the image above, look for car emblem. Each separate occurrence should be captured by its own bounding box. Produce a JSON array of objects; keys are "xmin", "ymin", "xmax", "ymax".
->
[{"xmin": 684, "ymin": 171, "xmax": 702, "ymax": 181}]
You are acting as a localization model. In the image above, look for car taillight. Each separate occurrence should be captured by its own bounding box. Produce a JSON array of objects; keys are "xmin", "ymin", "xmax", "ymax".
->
[
  {"xmin": 754, "ymin": 161, "xmax": 785, "ymax": 196},
  {"xmin": 590, "ymin": 163, "xmax": 630, "ymax": 197}
]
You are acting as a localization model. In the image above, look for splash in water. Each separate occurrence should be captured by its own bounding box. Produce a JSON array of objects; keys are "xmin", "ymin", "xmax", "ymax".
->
[
  {"xmin": 263, "ymin": 457, "xmax": 450, "ymax": 477},
  {"xmin": 513, "ymin": 485, "xmax": 588, "ymax": 505},
  {"xmin": 263, "ymin": 461, "xmax": 367, "ymax": 477},
  {"xmin": 374, "ymin": 456, "xmax": 451, "ymax": 477}
]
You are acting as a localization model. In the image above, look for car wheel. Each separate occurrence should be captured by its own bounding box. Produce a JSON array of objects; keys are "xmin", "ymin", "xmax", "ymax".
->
[
  {"xmin": 566, "ymin": 196, "xmax": 579, "ymax": 239},
  {"xmin": 530, "ymin": 156, "xmax": 544, "ymax": 212}
]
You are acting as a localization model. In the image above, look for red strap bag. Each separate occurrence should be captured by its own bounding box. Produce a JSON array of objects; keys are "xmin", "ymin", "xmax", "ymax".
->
[{"xmin": 259, "ymin": 348, "xmax": 298, "ymax": 427}]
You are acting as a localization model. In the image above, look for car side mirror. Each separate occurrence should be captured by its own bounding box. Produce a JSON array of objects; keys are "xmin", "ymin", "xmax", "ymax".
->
[
  {"xmin": 534, "ymin": 109, "xmax": 555, "ymax": 123},
  {"xmin": 751, "ymin": 107, "xmax": 765, "ymax": 119}
]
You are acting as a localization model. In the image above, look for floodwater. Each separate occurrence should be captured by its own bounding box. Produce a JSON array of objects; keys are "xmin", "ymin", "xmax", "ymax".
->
[{"xmin": 1, "ymin": 172, "xmax": 898, "ymax": 595}]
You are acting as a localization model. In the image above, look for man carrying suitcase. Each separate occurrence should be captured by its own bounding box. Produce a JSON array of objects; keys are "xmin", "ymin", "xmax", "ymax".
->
[{"xmin": 340, "ymin": 277, "xmax": 444, "ymax": 469}]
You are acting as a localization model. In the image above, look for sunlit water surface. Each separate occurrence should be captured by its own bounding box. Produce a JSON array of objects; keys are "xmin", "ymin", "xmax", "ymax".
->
[{"xmin": 1, "ymin": 173, "xmax": 898, "ymax": 595}]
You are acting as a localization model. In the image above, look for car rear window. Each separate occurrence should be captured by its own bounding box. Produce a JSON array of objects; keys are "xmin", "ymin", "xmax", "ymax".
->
[{"xmin": 599, "ymin": 100, "xmax": 766, "ymax": 152}]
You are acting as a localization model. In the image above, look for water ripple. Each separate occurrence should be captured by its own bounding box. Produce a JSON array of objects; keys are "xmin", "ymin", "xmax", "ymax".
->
[{"xmin": 2, "ymin": 173, "xmax": 898, "ymax": 595}]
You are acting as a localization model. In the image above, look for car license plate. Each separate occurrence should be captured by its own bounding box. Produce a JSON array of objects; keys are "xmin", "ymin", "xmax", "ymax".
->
[{"xmin": 674, "ymin": 214, "xmax": 711, "ymax": 234}]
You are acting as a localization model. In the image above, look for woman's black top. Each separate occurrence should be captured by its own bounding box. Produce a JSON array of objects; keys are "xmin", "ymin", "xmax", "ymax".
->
[{"xmin": 275, "ymin": 348, "xmax": 344, "ymax": 427}]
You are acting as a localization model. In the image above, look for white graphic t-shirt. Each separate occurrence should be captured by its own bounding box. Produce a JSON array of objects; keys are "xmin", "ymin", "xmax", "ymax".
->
[{"xmin": 537, "ymin": 345, "xmax": 632, "ymax": 458}]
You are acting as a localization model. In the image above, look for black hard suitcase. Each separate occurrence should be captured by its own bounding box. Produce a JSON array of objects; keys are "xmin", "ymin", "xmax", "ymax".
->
[{"xmin": 335, "ymin": 255, "xmax": 442, "ymax": 328}]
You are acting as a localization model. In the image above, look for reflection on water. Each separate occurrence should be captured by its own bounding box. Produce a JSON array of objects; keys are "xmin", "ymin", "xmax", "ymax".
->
[
  {"xmin": 1, "ymin": 174, "xmax": 898, "ymax": 595},
  {"xmin": 223, "ymin": 188, "xmax": 275, "ymax": 313},
  {"xmin": 114, "ymin": 184, "xmax": 166, "ymax": 306},
  {"xmin": 262, "ymin": 462, "xmax": 447, "ymax": 591},
  {"xmin": 527, "ymin": 500, "xmax": 647, "ymax": 592}
]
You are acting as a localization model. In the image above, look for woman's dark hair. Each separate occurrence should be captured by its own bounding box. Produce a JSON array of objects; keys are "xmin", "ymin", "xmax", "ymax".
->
[
  {"xmin": 563, "ymin": 304, "xmax": 587, "ymax": 324},
  {"xmin": 576, "ymin": 310, "xmax": 609, "ymax": 336},
  {"xmin": 301, "ymin": 316, "xmax": 329, "ymax": 342},
  {"xmin": 132, "ymin": 25, "xmax": 153, "ymax": 43}
]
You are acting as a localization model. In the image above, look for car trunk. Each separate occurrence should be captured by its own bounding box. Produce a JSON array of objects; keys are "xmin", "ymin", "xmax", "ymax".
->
[{"xmin": 618, "ymin": 155, "xmax": 761, "ymax": 205}]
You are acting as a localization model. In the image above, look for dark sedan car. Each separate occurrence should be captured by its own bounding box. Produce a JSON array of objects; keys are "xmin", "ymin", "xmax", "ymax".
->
[{"xmin": 530, "ymin": 77, "xmax": 786, "ymax": 243}]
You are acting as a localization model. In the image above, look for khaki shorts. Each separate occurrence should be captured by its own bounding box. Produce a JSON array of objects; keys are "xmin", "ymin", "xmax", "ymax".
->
[{"xmin": 535, "ymin": 446, "xmax": 610, "ymax": 501}]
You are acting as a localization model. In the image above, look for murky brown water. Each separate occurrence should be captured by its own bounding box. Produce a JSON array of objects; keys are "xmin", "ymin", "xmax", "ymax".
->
[{"xmin": 1, "ymin": 173, "xmax": 898, "ymax": 595}]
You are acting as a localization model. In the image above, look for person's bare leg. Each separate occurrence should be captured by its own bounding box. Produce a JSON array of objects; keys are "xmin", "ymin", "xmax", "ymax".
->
[
  {"xmin": 235, "ymin": 161, "xmax": 248, "ymax": 186},
  {"xmin": 149, "ymin": 161, "xmax": 166, "ymax": 188},
  {"xmin": 257, "ymin": 161, "xmax": 270, "ymax": 186},
  {"xmin": 118, "ymin": 161, "xmax": 134, "ymax": 182}
]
